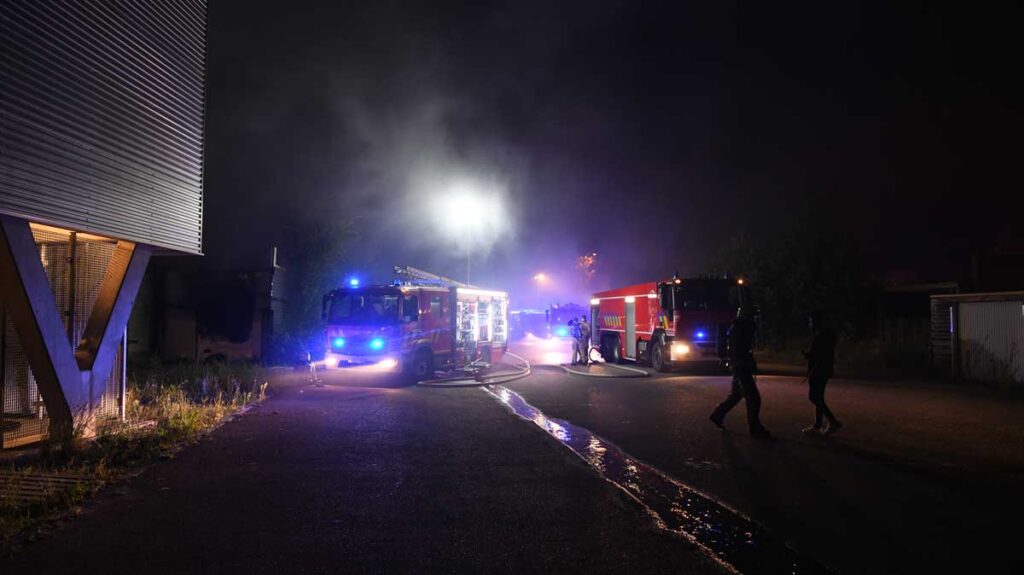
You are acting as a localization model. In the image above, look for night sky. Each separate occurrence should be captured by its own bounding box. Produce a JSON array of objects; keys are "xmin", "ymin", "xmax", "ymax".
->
[{"xmin": 203, "ymin": 0, "xmax": 1023, "ymax": 306}]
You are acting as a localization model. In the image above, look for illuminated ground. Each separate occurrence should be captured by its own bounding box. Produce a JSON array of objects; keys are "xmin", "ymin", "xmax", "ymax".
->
[
  {"xmin": 0, "ymin": 366, "xmax": 721, "ymax": 574},
  {"xmin": 4, "ymin": 356, "xmax": 1023, "ymax": 574},
  {"xmin": 504, "ymin": 364, "xmax": 1024, "ymax": 574}
]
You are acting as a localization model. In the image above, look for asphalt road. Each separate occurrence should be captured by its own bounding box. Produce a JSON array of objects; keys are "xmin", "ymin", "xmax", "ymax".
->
[
  {"xmin": 1, "ymin": 365, "xmax": 722, "ymax": 575},
  {"xmin": 5, "ymin": 344, "xmax": 1024, "ymax": 575},
  {"xmin": 502, "ymin": 348, "xmax": 1024, "ymax": 574}
]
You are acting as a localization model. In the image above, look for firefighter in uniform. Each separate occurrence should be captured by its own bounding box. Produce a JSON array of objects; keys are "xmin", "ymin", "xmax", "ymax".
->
[
  {"xmin": 709, "ymin": 305, "xmax": 771, "ymax": 439},
  {"xmin": 578, "ymin": 315, "xmax": 591, "ymax": 366},
  {"xmin": 569, "ymin": 318, "xmax": 582, "ymax": 365}
]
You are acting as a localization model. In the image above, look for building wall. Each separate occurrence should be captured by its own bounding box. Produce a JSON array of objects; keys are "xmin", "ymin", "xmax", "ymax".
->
[{"xmin": 0, "ymin": 1, "xmax": 207, "ymax": 254}]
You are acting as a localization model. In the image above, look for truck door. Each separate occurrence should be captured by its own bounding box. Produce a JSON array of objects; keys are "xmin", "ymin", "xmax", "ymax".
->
[{"xmin": 625, "ymin": 299, "xmax": 636, "ymax": 359}]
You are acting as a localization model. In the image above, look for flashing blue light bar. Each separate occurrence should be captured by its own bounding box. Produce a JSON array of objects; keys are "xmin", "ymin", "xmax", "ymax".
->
[
  {"xmin": 349, "ymin": 278, "xmax": 360, "ymax": 287},
  {"xmin": 332, "ymin": 337, "xmax": 346, "ymax": 349},
  {"xmin": 696, "ymin": 331, "xmax": 706, "ymax": 340},
  {"xmin": 369, "ymin": 337, "xmax": 385, "ymax": 350},
  {"xmin": 555, "ymin": 326, "xmax": 569, "ymax": 337}
]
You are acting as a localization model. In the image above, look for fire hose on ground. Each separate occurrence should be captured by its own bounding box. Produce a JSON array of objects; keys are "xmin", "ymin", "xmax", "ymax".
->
[{"xmin": 415, "ymin": 351, "xmax": 532, "ymax": 387}]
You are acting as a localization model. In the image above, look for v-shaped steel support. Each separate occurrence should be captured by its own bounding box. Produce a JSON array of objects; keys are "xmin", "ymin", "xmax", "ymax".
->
[{"xmin": 0, "ymin": 216, "xmax": 150, "ymax": 440}]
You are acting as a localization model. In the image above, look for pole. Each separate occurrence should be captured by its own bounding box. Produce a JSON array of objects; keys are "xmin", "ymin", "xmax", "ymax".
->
[{"xmin": 466, "ymin": 225, "xmax": 471, "ymax": 285}]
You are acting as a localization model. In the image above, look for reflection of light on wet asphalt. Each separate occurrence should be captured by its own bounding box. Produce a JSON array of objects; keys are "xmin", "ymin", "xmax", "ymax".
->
[
  {"xmin": 484, "ymin": 385, "xmax": 834, "ymax": 575},
  {"xmin": 542, "ymin": 352, "xmax": 569, "ymax": 365},
  {"xmin": 510, "ymin": 337, "xmax": 572, "ymax": 366}
]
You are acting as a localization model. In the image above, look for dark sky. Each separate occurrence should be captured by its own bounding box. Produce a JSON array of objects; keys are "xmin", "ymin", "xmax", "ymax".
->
[{"xmin": 203, "ymin": 0, "xmax": 1023, "ymax": 306}]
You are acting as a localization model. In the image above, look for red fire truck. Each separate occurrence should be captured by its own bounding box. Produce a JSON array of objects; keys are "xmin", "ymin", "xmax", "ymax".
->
[
  {"xmin": 321, "ymin": 267, "xmax": 509, "ymax": 379},
  {"xmin": 591, "ymin": 276, "xmax": 751, "ymax": 371}
]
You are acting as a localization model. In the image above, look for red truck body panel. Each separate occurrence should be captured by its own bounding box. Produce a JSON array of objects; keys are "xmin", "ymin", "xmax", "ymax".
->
[
  {"xmin": 591, "ymin": 278, "xmax": 747, "ymax": 366},
  {"xmin": 323, "ymin": 285, "xmax": 508, "ymax": 370}
]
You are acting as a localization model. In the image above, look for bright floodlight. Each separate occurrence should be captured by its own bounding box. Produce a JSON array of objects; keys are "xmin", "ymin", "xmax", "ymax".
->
[
  {"xmin": 436, "ymin": 181, "xmax": 507, "ymax": 239},
  {"xmin": 432, "ymin": 179, "xmax": 508, "ymax": 283}
]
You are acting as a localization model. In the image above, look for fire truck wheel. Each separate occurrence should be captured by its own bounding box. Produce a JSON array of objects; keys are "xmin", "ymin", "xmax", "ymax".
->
[
  {"xmin": 651, "ymin": 342, "xmax": 669, "ymax": 372},
  {"xmin": 410, "ymin": 350, "xmax": 434, "ymax": 380},
  {"xmin": 603, "ymin": 334, "xmax": 623, "ymax": 364}
]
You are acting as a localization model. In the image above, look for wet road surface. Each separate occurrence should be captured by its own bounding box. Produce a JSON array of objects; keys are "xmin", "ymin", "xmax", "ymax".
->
[
  {"xmin": 487, "ymin": 385, "xmax": 831, "ymax": 574},
  {"xmin": 1, "ymin": 366, "xmax": 723, "ymax": 575},
  {"xmin": 503, "ymin": 361, "xmax": 1024, "ymax": 574},
  {"xmin": 5, "ymin": 352, "xmax": 1024, "ymax": 574}
]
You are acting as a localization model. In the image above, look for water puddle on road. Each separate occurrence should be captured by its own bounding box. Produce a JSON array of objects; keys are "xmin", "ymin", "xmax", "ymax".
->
[{"xmin": 484, "ymin": 385, "xmax": 833, "ymax": 575}]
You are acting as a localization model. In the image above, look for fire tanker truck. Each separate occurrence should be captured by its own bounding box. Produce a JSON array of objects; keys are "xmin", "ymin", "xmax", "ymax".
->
[
  {"xmin": 591, "ymin": 276, "xmax": 751, "ymax": 372},
  {"xmin": 321, "ymin": 266, "xmax": 509, "ymax": 379}
]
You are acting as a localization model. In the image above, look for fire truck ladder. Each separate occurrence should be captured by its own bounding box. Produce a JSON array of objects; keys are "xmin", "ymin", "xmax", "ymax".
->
[{"xmin": 393, "ymin": 265, "xmax": 473, "ymax": 288}]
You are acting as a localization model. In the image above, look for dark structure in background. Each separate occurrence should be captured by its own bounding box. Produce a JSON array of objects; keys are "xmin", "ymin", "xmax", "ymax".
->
[
  {"xmin": 0, "ymin": 1, "xmax": 207, "ymax": 446},
  {"xmin": 128, "ymin": 250, "xmax": 287, "ymax": 364},
  {"xmin": 882, "ymin": 283, "xmax": 959, "ymax": 370}
]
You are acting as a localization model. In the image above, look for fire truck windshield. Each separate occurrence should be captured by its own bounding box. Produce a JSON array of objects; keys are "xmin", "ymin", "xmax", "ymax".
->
[
  {"xmin": 674, "ymin": 281, "xmax": 751, "ymax": 311},
  {"xmin": 327, "ymin": 292, "xmax": 401, "ymax": 325}
]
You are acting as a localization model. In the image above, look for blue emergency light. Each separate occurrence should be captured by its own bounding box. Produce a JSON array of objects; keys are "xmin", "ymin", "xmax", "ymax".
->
[
  {"xmin": 369, "ymin": 337, "xmax": 385, "ymax": 350},
  {"xmin": 349, "ymin": 278, "xmax": 360, "ymax": 287},
  {"xmin": 332, "ymin": 337, "xmax": 346, "ymax": 349},
  {"xmin": 696, "ymin": 331, "xmax": 706, "ymax": 340}
]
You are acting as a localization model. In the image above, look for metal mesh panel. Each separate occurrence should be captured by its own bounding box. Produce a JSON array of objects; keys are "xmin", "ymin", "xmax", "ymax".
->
[
  {"xmin": 1, "ymin": 227, "xmax": 125, "ymax": 448},
  {"xmin": 1, "ymin": 304, "xmax": 48, "ymax": 447},
  {"xmin": 73, "ymin": 236, "xmax": 121, "ymax": 420}
]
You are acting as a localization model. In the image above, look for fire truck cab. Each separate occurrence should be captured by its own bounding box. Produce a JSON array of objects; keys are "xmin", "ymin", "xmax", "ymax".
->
[
  {"xmin": 591, "ymin": 277, "xmax": 750, "ymax": 371},
  {"xmin": 321, "ymin": 281, "xmax": 509, "ymax": 379}
]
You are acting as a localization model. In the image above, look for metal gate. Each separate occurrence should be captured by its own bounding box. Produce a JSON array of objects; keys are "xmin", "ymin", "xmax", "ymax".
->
[{"xmin": 957, "ymin": 300, "xmax": 1024, "ymax": 384}]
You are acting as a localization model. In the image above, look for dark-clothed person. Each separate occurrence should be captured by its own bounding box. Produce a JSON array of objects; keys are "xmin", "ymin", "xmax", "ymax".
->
[
  {"xmin": 709, "ymin": 307, "xmax": 771, "ymax": 439},
  {"xmin": 803, "ymin": 312, "xmax": 842, "ymax": 435},
  {"xmin": 578, "ymin": 315, "xmax": 591, "ymax": 366}
]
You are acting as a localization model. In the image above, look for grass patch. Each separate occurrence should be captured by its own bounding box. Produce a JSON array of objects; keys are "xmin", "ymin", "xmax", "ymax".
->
[{"xmin": 0, "ymin": 359, "xmax": 267, "ymax": 554}]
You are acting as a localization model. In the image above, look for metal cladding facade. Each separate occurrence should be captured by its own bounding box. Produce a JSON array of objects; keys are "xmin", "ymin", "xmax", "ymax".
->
[
  {"xmin": 957, "ymin": 299, "xmax": 1024, "ymax": 384},
  {"xmin": 0, "ymin": 1, "xmax": 207, "ymax": 254}
]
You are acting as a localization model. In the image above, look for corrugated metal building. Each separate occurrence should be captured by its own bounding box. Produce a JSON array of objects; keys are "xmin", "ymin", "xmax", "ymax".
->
[
  {"xmin": 0, "ymin": 1, "xmax": 207, "ymax": 446},
  {"xmin": 0, "ymin": 0, "xmax": 206, "ymax": 253},
  {"xmin": 931, "ymin": 292, "xmax": 1024, "ymax": 385}
]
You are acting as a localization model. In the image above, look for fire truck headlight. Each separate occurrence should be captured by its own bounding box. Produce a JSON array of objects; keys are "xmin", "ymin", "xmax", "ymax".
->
[
  {"xmin": 369, "ymin": 337, "xmax": 385, "ymax": 350},
  {"xmin": 332, "ymin": 337, "xmax": 346, "ymax": 349},
  {"xmin": 378, "ymin": 358, "xmax": 398, "ymax": 369},
  {"xmin": 672, "ymin": 342, "xmax": 690, "ymax": 358}
]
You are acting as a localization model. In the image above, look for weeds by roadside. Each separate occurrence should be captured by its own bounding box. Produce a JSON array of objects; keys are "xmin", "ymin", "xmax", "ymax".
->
[{"xmin": 0, "ymin": 359, "xmax": 267, "ymax": 554}]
